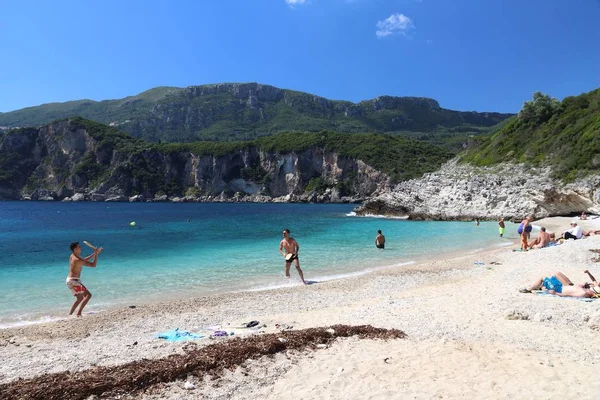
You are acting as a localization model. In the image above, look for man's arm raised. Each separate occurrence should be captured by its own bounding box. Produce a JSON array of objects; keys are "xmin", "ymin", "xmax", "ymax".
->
[
  {"xmin": 584, "ymin": 270, "xmax": 598, "ymax": 284},
  {"xmin": 80, "ymin": 248, "xmax": 102, "ymax": 267}
]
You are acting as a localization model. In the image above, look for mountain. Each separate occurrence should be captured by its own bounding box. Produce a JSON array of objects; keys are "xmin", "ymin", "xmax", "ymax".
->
[
  {"xmin": 0, "ymin": 118, "xmax": 452, "ymax": 201},
  {"xmin": 0, "ymin": 83, "xmax": 513, "ymax": 143},
  {"xmin": 355, "ymin": 88, "xmax": 600, "ymax": 220},
  {"xmin": 461, "ymin": 88, "xmax": 600, "ymax": 181}
]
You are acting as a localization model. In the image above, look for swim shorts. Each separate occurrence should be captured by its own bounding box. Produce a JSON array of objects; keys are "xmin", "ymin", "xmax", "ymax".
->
[
  {"xmin": 499, "ymin": 227, "xmax": 505, "ymax": 235},
  {"xmin": 542, "ymin": 276, "xmax": 563, "ymax": 293},
  {"xmin": 285, "ymin": 254, "xmax": 298, "ymax": 262},
  {"xmin": 66, "ymin": 278, "xmax": 88, "ymax": 296},
  {"xmin": 376, "ymin": 243, "xmax": 385, "ymax": 249}
]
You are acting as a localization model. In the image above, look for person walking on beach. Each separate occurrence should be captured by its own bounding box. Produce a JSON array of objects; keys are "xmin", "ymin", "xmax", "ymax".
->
[
  {"xmin": 498, "ymin": 217, "xmax": 505, "ymax": 237},
  {"xmin": 518, "ymin": 216, "xmax": 532, "ymax": 251},
  {"xmin": 375, "ymin": 230, "xmax": 386, "ymax": 249},
  {"xmin": 279, "ymin": 229, "xmax": 306, "ymax": 284},
  {"xmin": 67, "ymin": 242, "xmax": 103, "ymax": 317}
]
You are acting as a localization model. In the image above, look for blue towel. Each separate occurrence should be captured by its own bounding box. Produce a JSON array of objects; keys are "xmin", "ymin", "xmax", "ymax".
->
[
  {"xmin": 535, "ymin": 291, "xmax": 595, "ymax": 302},
  {"xmin": 155, "ymin": 328, "xmax": 204, "ymax": 341}
]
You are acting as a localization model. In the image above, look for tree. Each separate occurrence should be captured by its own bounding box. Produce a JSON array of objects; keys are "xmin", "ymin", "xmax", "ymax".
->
[{"xmin": 518, "ymin": 91, "xmax": 561, "ymax": 124}]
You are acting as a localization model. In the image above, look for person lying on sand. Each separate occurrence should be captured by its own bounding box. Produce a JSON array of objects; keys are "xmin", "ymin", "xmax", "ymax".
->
[
  {"xmin": 528, "ymin": 227, "xmax": 551, "ymax": 249},
  {"xmin": 67, "ymin": 242, "xmax": 103, "ymax": 317},
  {"xmin": 583, "ymin": 229, "xmax": 600, "ymax": 237},
  {"xmin": 519, "ymin": 270, "xmax": 600, "ymax": 298}
]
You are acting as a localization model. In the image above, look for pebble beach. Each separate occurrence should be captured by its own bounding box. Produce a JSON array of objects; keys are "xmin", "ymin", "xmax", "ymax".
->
[{"xmin": 1, "ymin": 217, "xmax": 600, "ymax": 399}]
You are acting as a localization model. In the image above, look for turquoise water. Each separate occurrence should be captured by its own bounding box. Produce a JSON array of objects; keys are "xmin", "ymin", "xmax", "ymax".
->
[{"xmin": 0, "ymin": 202, "xmax": 512, "ymax": 327}]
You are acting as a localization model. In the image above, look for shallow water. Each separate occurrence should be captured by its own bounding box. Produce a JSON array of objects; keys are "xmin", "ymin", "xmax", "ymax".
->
[{"xmin": 0, "ymin": 202, "xmax": 511, "ymax": 327}]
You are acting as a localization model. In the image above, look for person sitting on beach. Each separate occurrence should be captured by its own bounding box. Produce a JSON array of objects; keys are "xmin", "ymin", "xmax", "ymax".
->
[
  {"xmin": 580, "ymin": 212, "xmax": 588, "ymax": 220},
  {"xmin": 279, "ymin": 228, "xmax": 306, "ymax": 284},
  {"xmin": 498, "ymin": 217, "xmax": 505, "ymax": 237},
  {"xmin": 562, "ymin": 221, "xmax": 583, "ymax": 240},
  {"xmin": 375, "ymin": 230, "xmax": 385, "ymax": 249},
  {"xmin": 528, "ymin": 227, "xmax": 551, "ymax": 249},
  {"xmin": 67, "ymin": 242, "xmax": 103, "ymax": 317},
  {"xmin": 519, "ymin": 270, "xmax": 600, "ymax": 298}
]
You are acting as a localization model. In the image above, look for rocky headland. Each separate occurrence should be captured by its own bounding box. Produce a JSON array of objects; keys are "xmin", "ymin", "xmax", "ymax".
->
[{"xmin": 354, "ymin": 159, "xmax": 600, "ymax": 220}]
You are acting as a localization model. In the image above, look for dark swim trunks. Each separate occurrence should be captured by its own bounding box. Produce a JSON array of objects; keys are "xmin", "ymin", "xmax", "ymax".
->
[
  {"xmin": 285, "ymin": 254, "xmax": 298, "ymax": 262},
  {"xmin": 376, "ymin": 243, "xmax": 385, "ymax": 249}
]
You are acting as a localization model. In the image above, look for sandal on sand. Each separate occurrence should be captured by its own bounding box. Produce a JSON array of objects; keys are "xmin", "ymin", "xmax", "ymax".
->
[{"xmin": 519, "ymin": 288, "xmax": 532, "ymax": 293}]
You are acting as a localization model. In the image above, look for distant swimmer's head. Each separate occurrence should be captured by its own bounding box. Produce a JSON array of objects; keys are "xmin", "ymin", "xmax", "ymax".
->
[
  {"xmin": 283, "ymin": 228, "xmax": 290, "ymax": 237},
  {"xmin": 70, "ymin": 242, "xmax": 81, "ymax": 255},
  {"xmin": 377, "ymin": 230, "xmax": 382, "ymax": 234}
]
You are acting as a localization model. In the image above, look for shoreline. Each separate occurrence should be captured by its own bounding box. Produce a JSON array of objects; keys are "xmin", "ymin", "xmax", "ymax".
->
[
  {"xmin": 0, "ymin": 232, "xmax": 511, "ymax": 330},
  {"xmin": 2, "ymin": 216, "xmax": 600, "ymax": 399}
]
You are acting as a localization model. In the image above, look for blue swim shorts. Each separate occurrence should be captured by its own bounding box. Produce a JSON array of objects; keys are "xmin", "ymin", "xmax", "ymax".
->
[{"xmin": 543, "ymin": 276, "xmax": 563, "ymax": 293}]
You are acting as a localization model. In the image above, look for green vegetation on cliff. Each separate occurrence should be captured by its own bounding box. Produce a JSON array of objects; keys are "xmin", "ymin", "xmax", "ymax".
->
[
  {"xmin": 461, "ymin": 89, "xmax": 600, "ymax": 181},
  {"xmin": 69, "ymin": 117, "xmax": 452, "ymax": 182},
  {"xmin": 0, "ymin": 83, "xmax": 512, "ymax": 143}
]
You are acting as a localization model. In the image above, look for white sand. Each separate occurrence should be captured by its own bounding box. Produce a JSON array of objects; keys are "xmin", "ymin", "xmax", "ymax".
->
[{"xmin": 1, "ymin": 217, "xmax": 600, "ymax": 399}]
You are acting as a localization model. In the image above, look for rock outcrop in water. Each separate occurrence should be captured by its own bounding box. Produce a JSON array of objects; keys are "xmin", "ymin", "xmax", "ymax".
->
[
  {"xmin": 0, "ymin": 119, "xmax": 392, "ymax": 203},
  {"xmin": 354, "ymin": 159, "xmax": 600, "ymax": 220}
]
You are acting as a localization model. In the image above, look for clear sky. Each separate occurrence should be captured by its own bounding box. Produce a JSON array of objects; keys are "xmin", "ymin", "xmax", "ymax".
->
[{"xmin": 1, "ymin": 0, "xmax": 599, "ymax": 113}]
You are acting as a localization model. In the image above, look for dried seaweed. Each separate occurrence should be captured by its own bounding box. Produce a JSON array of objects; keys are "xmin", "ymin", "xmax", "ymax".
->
[{"xmin": 0, "ymin": 325, "xmax": 405, "ymax": 400}]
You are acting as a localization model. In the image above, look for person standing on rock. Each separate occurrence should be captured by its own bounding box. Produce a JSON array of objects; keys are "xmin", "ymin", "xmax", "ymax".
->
[
  {"xmin": 375, "ymin": 230, "xmax": 386, "ymax": 249},
  {"xmin": 279, "ymin": 229, "xmax": 306, "ymax": 284},
  {"xmin": 498, "ymin": 217, "xmax": 505, "ymax": 237}
]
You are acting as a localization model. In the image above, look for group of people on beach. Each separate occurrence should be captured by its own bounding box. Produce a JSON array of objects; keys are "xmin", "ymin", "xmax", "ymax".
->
[
  {"xmin": 65, "ymin": 226, "xmax": 390, "ymax": 317},
  {"xmin": 512, "ymin": 216, "xmax": 599, "ymax": 252},
  {"xmin": 66, "ymin": 212, "xmax": 600, "ymax": 316},
  {"xmin": 510, "ymin": 213, "xmax": 600, "ymax": 299}
]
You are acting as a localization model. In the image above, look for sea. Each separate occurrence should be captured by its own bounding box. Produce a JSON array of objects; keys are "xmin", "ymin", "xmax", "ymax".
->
[{"xmin": 0, "ymin": 202, "xmax": 514, "ymax": 328}]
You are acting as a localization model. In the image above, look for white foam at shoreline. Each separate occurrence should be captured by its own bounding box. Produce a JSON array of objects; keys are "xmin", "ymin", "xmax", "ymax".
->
[
  {"xmin": 345, "ymin": 212, "xmax": 409, "ymax": 220},
  {"xmin": 244, "ymin": 261, "xmax": 417, "ymax": 293},
  {"xmin": 0, "ymin": 315, "xmax": 68, "ymax": 329}
]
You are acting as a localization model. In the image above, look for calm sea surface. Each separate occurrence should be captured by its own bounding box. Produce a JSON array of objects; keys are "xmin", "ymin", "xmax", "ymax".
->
[{"xmin": 0, "ymin": 202, "xmax": 512, "ymax": 327}]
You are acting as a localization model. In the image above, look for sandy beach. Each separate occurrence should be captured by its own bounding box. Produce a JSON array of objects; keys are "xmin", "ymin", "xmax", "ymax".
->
[{"xmin": 2, "ymin": 217, "xmax": 600, "ymax": 400}]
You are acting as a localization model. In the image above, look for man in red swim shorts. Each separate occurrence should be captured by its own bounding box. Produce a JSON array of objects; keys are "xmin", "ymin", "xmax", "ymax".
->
[{"xmin": 66, "ymin": 242, "xmax": 102, "ymax": 317}]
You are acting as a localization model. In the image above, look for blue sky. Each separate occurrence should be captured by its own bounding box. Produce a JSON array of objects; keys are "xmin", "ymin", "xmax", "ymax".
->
[{"xmin": 1, "ymin": 0, "xmax": 599, "ymax": 113}]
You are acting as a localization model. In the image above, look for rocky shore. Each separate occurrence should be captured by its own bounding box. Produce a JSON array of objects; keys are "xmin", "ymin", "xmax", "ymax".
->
[{"xmin": 354, "ymin": 159, "xmax": 600, "ymax": 220}]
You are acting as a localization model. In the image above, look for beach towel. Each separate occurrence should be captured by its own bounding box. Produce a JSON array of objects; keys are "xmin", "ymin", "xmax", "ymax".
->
[
  {"xmin": 155, "ymin": 328, "xmax": 204, "ymax": 342},
  {"xmin": 535, "ymin": 291, "xmax": 595, "ymax": 302}
]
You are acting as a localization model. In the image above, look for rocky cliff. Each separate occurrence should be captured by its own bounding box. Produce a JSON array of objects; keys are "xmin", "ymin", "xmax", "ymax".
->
[
  {"xmin": 0, "ymin": 83, "xmax": 513, "ymax": 143},
  {"xmin": 0, "ymin": 119, "xmax": 399, "ymax": 202},
  {"xmin": 354, "ymin": 159, "xmax": 600, "ymax": 220}
]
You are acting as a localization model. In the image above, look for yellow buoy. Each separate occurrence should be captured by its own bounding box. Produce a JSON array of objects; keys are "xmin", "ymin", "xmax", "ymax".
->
[{"xmin": 130, "ymin": 221, "xmax": 136, "ymax": 227}]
